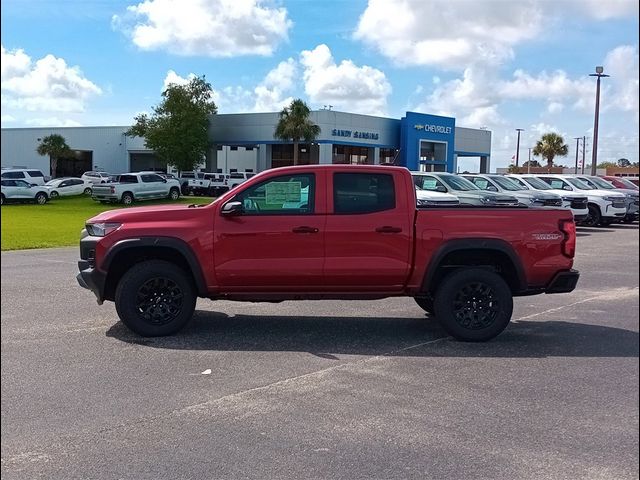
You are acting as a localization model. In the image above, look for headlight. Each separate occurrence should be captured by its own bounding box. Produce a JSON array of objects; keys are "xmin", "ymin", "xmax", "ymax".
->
[
  {"xmin": 529, "ymin": 197, "xmax": 543, "ymax": 204},
  {"xmin": 86, "ymin": 222, "xmax": 121, "ymax": 236},
  {"xmin": 603, "ymin": 196, "xmax": 622, "ymax": 202},
  {"xmin": 417, "ymin": 199, "xmax": 436, "ymax": 206}
]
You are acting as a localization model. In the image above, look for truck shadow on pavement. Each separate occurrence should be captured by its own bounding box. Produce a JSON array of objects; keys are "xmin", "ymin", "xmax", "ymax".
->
[{"xmin": 106, "ymin": 312, "xmax": 639, "ymax": 358}]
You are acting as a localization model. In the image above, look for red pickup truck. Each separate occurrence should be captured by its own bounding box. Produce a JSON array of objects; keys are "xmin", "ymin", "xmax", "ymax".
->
[{"xmin": 77, "ymin": 165, "xmax": 579, "ymax": 341}]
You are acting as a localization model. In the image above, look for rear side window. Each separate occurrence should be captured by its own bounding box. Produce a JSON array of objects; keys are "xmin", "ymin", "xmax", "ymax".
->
[
  {"xmin": 119, "ymin": 175, "xmax": 138, "ymax": 183},
  {"xmin": 1, "ymin": 180, "xmax": 16, "ymax": 186},
  {"xmin": 27, "ymin": 170, "xmax": 44, "ymax": 177},
  {"xmin": 333, "ymin": 173, "xmax": 395, "ymax": 214},
  {"xmin": 2, "ymin": 171, "xmax": 25, "ymax": 179}
]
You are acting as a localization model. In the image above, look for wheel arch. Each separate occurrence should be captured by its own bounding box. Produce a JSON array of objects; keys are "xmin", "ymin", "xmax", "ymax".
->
[
  {"xmin": 421, "ymin": 239, "xmax": 527, "ymax": 296},
  {"xmin": 102, "ymin": 237, "xmax": 207, "ymax": 301}
]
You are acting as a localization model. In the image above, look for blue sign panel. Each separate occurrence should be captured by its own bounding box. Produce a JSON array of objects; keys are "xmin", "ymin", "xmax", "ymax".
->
[{"xmin": 399, "ymin": 112, "xmax": 455, "ymax": 171}]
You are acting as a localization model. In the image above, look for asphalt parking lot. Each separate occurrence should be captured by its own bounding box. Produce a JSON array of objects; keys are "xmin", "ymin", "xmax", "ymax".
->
[{"xmin": 1, "ymin": 223, "xmax": 638, "ymax": 480}]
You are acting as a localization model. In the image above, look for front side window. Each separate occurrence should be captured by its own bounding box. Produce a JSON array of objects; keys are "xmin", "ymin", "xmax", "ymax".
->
[
  {"xmin": 440, "ymin": 175, "xmax": 480, "ymax": 191},
  {"xmin": 522, "ymin": 177, "xmax": 551, "ymax": 190},
  {"xmin": 233, "ymin": 174, "xmax": 315, "ymax": 215},
  {"xmin": 468, "ymin": 177, "xmax": 492, "ymax": 190},
  {"xmin": 15, "ymin": 180, "xmax": 30, "ymax": 187},
  {"xmin": 490, "ymin": 176, "xmax": 524, "ymax": 191},
  {"xmin": 333, "ymin": 173, "xmax": 395, "ymax": 214},
  {"xmin": 566, "ymin": 178, "xmax": 594, "ymax": 190}
]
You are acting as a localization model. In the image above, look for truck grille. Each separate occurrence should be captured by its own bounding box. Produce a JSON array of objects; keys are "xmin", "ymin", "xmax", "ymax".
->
[
  {"xmin": 570, "ymin": 198, "xmax": 588, "ymax": 209},
  {"xmin": 543, "ymin": 198, "xmax": 563, "ymax": 207}
]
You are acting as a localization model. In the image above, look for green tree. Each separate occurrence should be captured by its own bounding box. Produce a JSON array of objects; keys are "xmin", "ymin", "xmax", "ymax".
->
[
  {"xmin": 36, "ymin": 134, "xmax": 72, "ymax": 178},
  {"xmin": 274, "ymin": 99, "xmax": 321, "ymax": 166},
  {"xmin": 597, "ymin": 161, "xmax": 618, "ymax": 169},
  {"xmin": 522, "ymin": 159, "xmax": 541, "ymax": 168},
  {"xmin": 126, "ymin": 76, "xmax": 217, "ymax": 174},
  {"xmin": 617, "ymin": 158, "xmax": 631, "ymax": 167},
  {"xmin": 532, "ymin": 133, "xmax": 569, "ymax": 171}
]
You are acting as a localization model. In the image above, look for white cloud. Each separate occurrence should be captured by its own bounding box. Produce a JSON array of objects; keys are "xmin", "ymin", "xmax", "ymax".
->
[
  {"xmin": 547, "ymin": 102, "xmax": 564, "ymax": 114},
  {"xmin": 25, "ymin": 117, "xmax": 83, "ymax": 127},
  {"xmin": 354, "ymin": 0, "xmax": 636, "ymax": 70},
  {"xmin": 113, "ymin": 0, "xmax": 292, "ymax": 57},
  {"xmin": 300, "ymin": 44, "xmax": 391, "ymax": 115},
  {"xmin": 1, "ymin": 45, "xmax": 102, "ymax": 112},
  {"xmin": 354, "ymin": 0, "xmax": 543, "ymax": 70},
  {"xmin": 604, "ymin": 45, "xmax": 639, "ymax": 119},
  {"xmin": 253, "ymin": 58, "xmax": 296, "ymax": 112},
  {"xmin": 1, "ymin": 114, "xmax": 16, "ymax": 124},
  {"xmin": 162, "ymin": 70, "xmax": 196, "ymax": 90}
]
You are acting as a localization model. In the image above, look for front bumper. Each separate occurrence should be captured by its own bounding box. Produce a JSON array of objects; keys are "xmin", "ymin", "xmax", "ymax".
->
[
  {"xmin": 545, "ymin": 269, "xmax": 580, "ymax": 294},
  {"xmin": 76, "ymin": 263, "xmax": 106, "ymax": 303}
]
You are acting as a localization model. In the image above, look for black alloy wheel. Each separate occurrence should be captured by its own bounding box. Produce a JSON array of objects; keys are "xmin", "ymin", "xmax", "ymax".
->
[
  {"xmin": 136, "ymin": 277, "xmax": 184, "ymax": 326},
  {"xmin": 115, "ymin": 260, "xmax": 196, "ymax": 336},
  {"xmin": 582, "ymin": 204, "xmax": 601, "ymax": 227},
  {"xmin": 434, "ymin": 268, "xmax": 513, "ymax": 342}
]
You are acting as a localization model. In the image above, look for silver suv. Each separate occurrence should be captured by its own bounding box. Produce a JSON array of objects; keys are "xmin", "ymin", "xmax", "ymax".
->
[
  {"xmin": 462, "ymin": 174, "xmax": 563, "ymax": 207},
  {"xmin": 412, "ymin": 172, "xmax": 519, "ymax": 206}
]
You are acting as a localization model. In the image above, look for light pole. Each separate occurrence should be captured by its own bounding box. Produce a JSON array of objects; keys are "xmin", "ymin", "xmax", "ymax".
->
[
  {"xmin": 582, "ymin": 136, "xmax": 586, "ymax": 174},
  {"xmin": 589, "ymin": 66, "xmax": 609, "ymax": 176},
  {"xmin": 527, "ymin": 147, "xmax": 532, "ymax": 174},
  {"xmin": 515, "ymin": 128, "xmax": 524, "ymax": 169},
  {"xmin": 574, "ymin": 137, "xmax": 581, "ymax": 174}
]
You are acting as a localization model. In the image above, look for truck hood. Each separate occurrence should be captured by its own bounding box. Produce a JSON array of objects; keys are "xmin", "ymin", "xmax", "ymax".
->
[{"xmin": 87, "ymin": 203, "xmax": 212, "ymax": 224}]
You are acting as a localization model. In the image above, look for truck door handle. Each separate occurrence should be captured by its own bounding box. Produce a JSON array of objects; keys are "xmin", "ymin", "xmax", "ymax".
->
[
  {"xmin": 292, "ymin": 226, "xmax": 319, "ymax": 234},
  {"xmin": 375, "ymin": 226, "xmax": 402, "ymax": 233}
]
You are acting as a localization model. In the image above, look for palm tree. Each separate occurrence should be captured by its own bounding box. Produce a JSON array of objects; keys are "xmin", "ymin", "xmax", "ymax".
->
[
  {"xmin": 532, "ymin": 133, "xmax": 569, "ymax": 172},
  {"xmin": 36, "ymin": 134, "xmax": 72, "ymax": 178},
  {"xmin": 274, "ymin": 99, "xmax": 321, "ymax": 166}
]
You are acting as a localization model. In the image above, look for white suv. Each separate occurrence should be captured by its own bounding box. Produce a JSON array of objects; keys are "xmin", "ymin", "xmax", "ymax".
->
[
  {"xmin": 506, "ymin": 174, "xmax": 589, "ymax": 223},
  {"xmin": 1, "ymin": 179, "xmax": 51, "ymax": 205},
  {"xmin": 1, "ymin": 168, "xmax": 47, "ymax": 185},
  {"xmin": 81, "ymin": 171, "xmax": 112, "ymax": 184},
  {"xmin": 536, "ymin": 174, "xmax": 627, "ymax": 227}
]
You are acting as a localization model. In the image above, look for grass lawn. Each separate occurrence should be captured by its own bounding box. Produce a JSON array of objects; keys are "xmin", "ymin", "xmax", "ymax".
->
[{"xmin": 1, "ymin": 195, "xmax": 213, "ymax": 251}]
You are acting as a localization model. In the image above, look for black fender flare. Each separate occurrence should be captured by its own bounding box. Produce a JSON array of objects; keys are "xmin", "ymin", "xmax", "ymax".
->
[
  {"xmin": 103, "ymin": 237, "xmax": 208, "ymax": 296},
  {"xmin": 421, "ymin": 238, "xmax": 527, "ymax": 294}
]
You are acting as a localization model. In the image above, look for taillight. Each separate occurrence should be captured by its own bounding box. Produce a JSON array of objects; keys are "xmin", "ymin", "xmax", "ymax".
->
[{"xmin": 559, "ymin": 219, "xmax": 576, "ymax": 258}]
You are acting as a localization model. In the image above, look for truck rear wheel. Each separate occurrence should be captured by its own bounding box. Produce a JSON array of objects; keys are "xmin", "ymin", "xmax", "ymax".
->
[
  {"xmin": 433, "ymin": 268, "xmax": 513, "ymax": 342},
  {"xmin": 115, "ymin": 260, "xmax": 197, "ymax": 336}
]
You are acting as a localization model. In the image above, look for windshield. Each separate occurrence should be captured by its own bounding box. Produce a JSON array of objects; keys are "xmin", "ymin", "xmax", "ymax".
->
[
  {"xmin": 439, "ymin": 175, "xmax": 480, "ymax": 191},
  {"xmin": 615, "ymin": 178, "xmax": 639, "ymax": 190},
  {"xmin": 490, "ymin": 176, "xmax": 525, "ymax": 191},
  {"xmin": 522, "ymin": 177, "xmax": 552, "ymax": 190},
  {"xmin": 45, "ymin": 180, "xmax": 59, "ymax": 186},
  {"xmin": 584, "ymin": 176, "xmax": 615, "ymax": 190},
  {"xmin": 567, "ymin": 178, "xmax": 595, "ymax": 190}
]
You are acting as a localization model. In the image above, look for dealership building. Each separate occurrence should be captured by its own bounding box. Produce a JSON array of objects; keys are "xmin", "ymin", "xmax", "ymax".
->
[{"xmin": 1, "ymin": 111, "xmax": 492, "ymax": 177}]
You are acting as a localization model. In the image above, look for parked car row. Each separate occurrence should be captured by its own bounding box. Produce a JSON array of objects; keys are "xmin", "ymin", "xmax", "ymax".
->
[
  {"xmin": 179, "ymin": 171, "xmax": 256, "ymax": 197},
  {"xmin": 412, "ymin": 171, "xmax": 638, "ymax": 227}
]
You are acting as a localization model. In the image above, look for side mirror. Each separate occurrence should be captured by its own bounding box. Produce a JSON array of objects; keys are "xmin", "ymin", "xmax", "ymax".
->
[
  {"xmin": 436, "ymin": 185, "xmax": 447, "ymax": 193},
  {"xmin": 162, "ymin": 178, "xmax": 167, "ymax": 183},
  {"xmin": 221, "ymin": 201, "xmax": 243, "ymax": 216},
  {"xmin": 487, "ymin": 185, "xmax": 498, "ymax": 192},
  {"xmin": 563, "ymin": 185, "xmax": 572, "ymax": 191}
]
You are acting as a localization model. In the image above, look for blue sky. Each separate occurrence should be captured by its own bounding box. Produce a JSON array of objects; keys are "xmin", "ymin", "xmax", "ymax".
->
[{"xmin": 1, "ymin": 0, "xmax": 638, "ymax": 170}]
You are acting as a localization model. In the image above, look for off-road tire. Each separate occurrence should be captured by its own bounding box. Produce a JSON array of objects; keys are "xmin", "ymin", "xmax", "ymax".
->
[
  {"xmin": 115, "ymin": 260, "xmax": 197, "ymax": 337},
  {"xmin": 433, "ymin": 268, "xmax": 513, "ymax": 342}
]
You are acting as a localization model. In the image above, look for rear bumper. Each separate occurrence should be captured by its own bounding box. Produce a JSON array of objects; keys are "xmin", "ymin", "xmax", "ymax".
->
[{"xmin": 545, "ymin": 269, "xmax": 580, "ymax": 294}]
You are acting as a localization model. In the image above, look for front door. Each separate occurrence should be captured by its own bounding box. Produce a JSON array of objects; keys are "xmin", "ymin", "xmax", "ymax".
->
[
  {"xmin": 213, "ymin": 171, "xmax": 326, "ymax": 291},
  {"xmin": 323, "ymin": 171, "xmax": 412, "ymax": 291}
]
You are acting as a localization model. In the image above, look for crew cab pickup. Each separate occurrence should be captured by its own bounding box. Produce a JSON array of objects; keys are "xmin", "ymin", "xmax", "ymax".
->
[
  {"xmin": 77, "ymin": 165, "xmax": 579, "ymax": 342},
  {"xmin": 91, "ymin": 172, "xmax": 181, "ymax": 205}
]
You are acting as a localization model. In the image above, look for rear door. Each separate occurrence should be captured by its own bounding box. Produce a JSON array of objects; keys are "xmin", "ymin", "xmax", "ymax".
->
[
  {"xmin": 214, "ymin": 171, "xmax": 326, "ymax": 290},
  {"xmin": 324, "ymin": 170, "xmax": 413, "ymax": 291}
]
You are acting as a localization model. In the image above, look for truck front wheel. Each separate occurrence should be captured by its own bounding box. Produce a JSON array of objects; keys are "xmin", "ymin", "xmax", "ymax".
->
[
  {"xmin": 115, "ymin": 260, "xmax": 197, "ymax": 336},
  {"xmin": 433, "ymin": 268, "xmax": 513, "ymax": 342}
]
